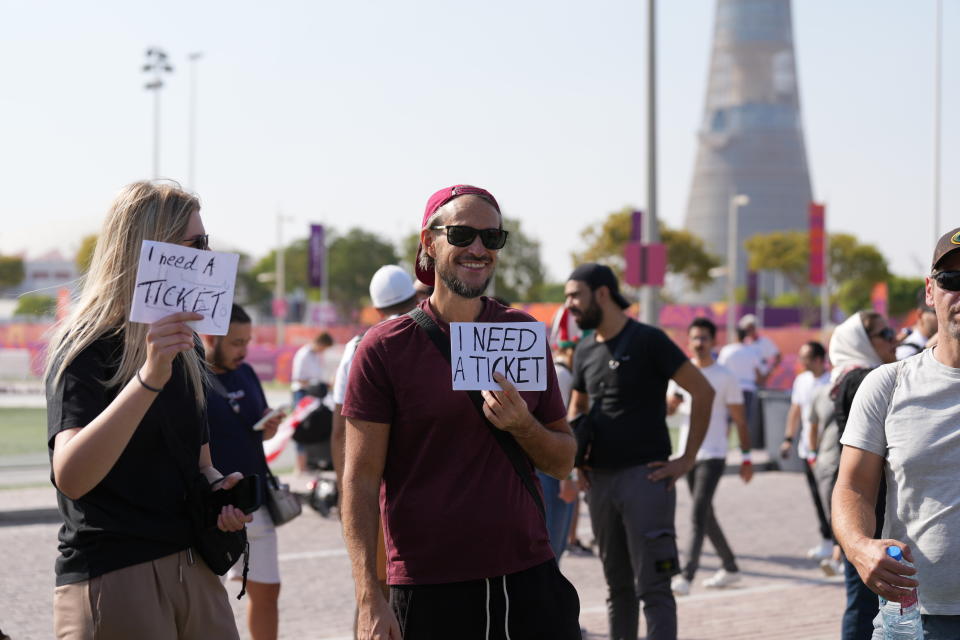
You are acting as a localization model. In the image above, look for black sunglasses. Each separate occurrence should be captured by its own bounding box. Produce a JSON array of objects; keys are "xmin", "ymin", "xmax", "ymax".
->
[
  {"xmin": 869, "ymin": 326, "xmax": 896, "ymax": 342},
  {"xmin": 430, "ymin": 225, "xmax": 508, "ymax": 250},
  {"xmin": 183, "ymin": 234, "xmax": 209, "ymax": 251},
  {"xmin": 933, "ymin": 270, "xmax": 960, "ymax": 292}
]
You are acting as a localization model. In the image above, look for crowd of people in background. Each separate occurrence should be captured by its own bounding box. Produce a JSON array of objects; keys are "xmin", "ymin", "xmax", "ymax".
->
[{"xmin": 40, "ymin": 179, "xmax": 960, "ymax": 640}]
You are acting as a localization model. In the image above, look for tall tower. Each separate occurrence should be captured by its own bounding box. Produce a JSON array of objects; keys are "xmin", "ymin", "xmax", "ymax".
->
[{"xmin": 683, "ymin": 0, "xmax": 812, "ymax": 301}]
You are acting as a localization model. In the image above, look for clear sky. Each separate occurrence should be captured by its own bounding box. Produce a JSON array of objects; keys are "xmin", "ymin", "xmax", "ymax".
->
[{"xmin": 1, "ymin": 0, "xmax": 956, "ymax": 284}]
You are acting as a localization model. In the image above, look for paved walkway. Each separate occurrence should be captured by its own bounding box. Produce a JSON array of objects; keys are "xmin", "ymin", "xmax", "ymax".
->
[{"xmin": 0, "ymin": 466, "xmax": 847, "ymax": 639}]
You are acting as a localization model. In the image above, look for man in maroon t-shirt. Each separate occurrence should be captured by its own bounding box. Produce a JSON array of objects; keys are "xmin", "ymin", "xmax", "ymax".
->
[{"xmin": 341, "ymin": 185, "xmax": 581, "ymax": 640}]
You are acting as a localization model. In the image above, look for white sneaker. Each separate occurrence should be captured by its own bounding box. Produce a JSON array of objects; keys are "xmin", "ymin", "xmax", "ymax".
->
[
  {"xmin": 703, "ymin": 569, "xmax": 741, "ymax": 589},
  {"xmin": 806, "ymin": 540, "xmax": 833, "ymax": 560},
  {"xmin": 671, "ymin": 575, "xmax": 691, "ymax": 596},
  {"xmin": 819, "ymin": 558, "xmax": 843, "ymax": 577}
]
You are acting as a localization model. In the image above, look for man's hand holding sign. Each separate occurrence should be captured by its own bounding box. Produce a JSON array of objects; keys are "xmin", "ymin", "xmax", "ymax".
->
[{"xmin": 481, "ymin": 371, "xmax": 540, "ymax": 438}]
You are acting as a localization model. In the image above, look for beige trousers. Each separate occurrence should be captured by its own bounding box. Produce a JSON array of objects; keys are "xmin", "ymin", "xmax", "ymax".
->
[{"xmin": 53, "ymin": 549, "xmax": 240, "ymax": 640}]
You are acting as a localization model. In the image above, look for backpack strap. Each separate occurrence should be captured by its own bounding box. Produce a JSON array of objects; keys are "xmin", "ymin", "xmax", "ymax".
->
[{"xmin": 407, "ymin": 307, "xmax": 546, "ymax": 521}]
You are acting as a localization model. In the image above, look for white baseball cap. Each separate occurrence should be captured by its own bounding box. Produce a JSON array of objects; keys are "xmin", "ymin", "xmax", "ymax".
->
[{"xmin": 369, "ymin": 265, "xmax": 416, "ymax": 309}]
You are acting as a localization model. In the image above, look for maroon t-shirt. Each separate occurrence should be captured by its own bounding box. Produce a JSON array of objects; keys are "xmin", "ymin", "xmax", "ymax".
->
[{"xmin": 342, "ymin": 297, "xmax": 565, "ymax": 585}]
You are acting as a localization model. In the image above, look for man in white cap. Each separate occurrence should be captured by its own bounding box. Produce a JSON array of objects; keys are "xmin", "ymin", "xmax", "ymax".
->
[
  {"xmin": 330, "ymin": 265, "xmax": 419, "ymax": 634},
  {"xmin": 331, "ymin": 265, "xmax": 418, "ymax": 489}
]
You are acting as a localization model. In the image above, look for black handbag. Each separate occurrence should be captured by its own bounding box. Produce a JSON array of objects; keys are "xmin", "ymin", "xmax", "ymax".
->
[
  {"xmin": 157, "ymin": 420, "xmax": 250, "ymax": 598},
  {"xmin": 571, "ymin": 320, "xmax": 638, "ymax": 468}
]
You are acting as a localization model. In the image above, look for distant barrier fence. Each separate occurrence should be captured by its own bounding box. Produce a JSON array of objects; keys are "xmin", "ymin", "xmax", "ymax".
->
[
  {"xmin": 0, "ymin": 322, "xmax": 364, "ymax": 383},
  {"xmin": 0, "ymin": 311, "xmax": 827, "ymax": 390}
]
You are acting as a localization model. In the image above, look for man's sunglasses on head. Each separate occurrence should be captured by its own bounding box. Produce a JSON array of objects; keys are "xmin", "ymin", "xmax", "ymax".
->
[
  {"xmin": 933, "ymin": 270, "xmax": 960, "ymax": 292},
  {"xmin": 431, "ymin": 225, "xmax": 508, "ymax": 250}
]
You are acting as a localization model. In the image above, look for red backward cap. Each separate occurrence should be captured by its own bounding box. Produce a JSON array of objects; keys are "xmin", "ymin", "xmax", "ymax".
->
[{"xmin": 414, "ymin": 184, "xmax": 501, "ymax": 286}]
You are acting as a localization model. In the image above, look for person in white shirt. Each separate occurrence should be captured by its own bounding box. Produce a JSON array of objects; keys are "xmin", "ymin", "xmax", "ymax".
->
[
  {"xmin": 291, "ymin": 333, "xmax": 333, "ymax": 401},
  {"xmin": 291, "ymin": 332, "xmax": 333, "ymax": 473},
  {"xmin": 738, "ymin": 313, "xmax": 782, "ymax": 385},
  {"xmin": 896, "ymin": 301, "xmax": 937, "ymax": 361},
  {"xmin": 781, "ymin": 341, "xmax": 833, "ymax": 562},
  {"xmin": 668, "ymin": 317, "xmax": 753, "ymax": 596},
  {"xmin": 717, "ymin": 326, "xmax": 764, "ymax": 440}
]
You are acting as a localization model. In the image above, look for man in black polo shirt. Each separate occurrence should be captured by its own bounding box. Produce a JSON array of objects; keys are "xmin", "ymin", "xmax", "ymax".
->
[{"xmin": 565, "ymin": 264, "xmax": 714, "ymax": 640}]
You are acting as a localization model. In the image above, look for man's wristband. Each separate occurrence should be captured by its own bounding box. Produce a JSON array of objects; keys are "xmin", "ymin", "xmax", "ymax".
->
[
  {"xmin": 783, "ymin": 436, "xmax": 793, "ymax": 444},
  {"xmin": 741, "ymin": 452, "xmax": 752, "ymax": 464}
]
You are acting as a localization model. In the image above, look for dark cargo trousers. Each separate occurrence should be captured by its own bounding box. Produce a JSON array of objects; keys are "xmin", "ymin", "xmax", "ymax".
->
[{"xmin": 587, "ymin": 466, "xmax": 679, "ymax": 640}]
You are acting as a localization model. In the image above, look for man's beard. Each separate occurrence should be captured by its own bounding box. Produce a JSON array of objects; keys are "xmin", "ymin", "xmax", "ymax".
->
[
  {"xmin": 213, "ymin": 344, "xmax": 239, "ymax": 371},
  {"xmin": 436, "ymin": 261, "xmax": 491, "ymax": 299},
  {"xmin": 573, "ymin": 298, "xmax": 603, "ymax": 331}
]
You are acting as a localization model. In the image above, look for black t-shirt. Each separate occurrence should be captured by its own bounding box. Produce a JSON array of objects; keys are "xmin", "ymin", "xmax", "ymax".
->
[
  {"xmin": 46, "ymin": 333, "xmax": 209, "ymax": 586},
  {"xmin": 572, "ymin": 319, "xmax": 687, "ymax": 468},
  {"xmin": 206, "ymin": 363, "xmax": 269, "ymax": 479}
]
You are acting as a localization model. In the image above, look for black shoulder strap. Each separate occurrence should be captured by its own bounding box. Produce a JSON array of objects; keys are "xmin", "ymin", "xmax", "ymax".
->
[{"xmin": 407, "ymin": 307, "xmax": 546, "ymax": 521}]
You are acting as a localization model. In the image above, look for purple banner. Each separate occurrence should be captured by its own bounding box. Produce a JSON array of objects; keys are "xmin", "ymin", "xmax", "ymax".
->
[{"xmin": 308, "ymin": 224, "xmax": 324, "ymax": 288}]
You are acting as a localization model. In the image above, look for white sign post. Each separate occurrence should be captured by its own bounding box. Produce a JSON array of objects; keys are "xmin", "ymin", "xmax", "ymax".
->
[
  {"xmin": 129, "ymin": 240, "xmax": 239, "ymax": 335},
  {"xmin": 450, "ymin": 322, "xmax": 548, "ymax": 391}
]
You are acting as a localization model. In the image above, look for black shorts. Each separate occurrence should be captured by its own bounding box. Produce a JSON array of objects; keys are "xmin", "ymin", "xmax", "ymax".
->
[{"xmin": 390, "ymin": 559, "xmax": 581, "ymax": 640}]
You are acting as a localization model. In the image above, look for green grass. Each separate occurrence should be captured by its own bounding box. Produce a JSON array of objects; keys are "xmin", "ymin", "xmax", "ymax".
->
[{"xmin": 0, "ymin": 408, "xmax": 48, "ymax": 456}]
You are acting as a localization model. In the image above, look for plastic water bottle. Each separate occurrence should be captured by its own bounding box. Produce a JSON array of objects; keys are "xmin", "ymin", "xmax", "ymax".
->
[{"xmin": 879, "ymin": 545, "xmax": 923, "ymax": 640}]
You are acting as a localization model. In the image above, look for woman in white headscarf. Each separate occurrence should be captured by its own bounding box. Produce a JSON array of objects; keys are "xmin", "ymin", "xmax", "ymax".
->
[{"xmin": 809, "ymin": 310, "xmax": 896, "ymax": 638}]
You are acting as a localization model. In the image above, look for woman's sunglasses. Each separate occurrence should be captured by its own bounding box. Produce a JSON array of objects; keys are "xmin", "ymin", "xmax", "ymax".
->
[
  {"xmin": 870, "ymin": 327, "xmax": 896, "ymax": 342},
  {"xmin": 183, "ymin": 234, "xmax": 210, "ymax": 251},
  {"xmin": 933, "ymin": 270, "xmax": 960, "ymax": 292},
  {"xmin": 430, "ymin": 225, "xmax": 508, "ymax": 250}
]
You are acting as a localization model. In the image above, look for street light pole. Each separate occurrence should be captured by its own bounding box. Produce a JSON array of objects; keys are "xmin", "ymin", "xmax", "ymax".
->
[
  {"xmin": 275, "ymin": 212, "xmax": 294, "ymax": 346},
  {"xmin": 187, "ymin": 52, "xmax": 203, "ymax": 191},
  {"xmin": 727, "ymin": 194, "xmax": 750, "ymax": 343},
  {"xmin": 142, "ymin": 48, "xmax": 173, "ymax": 179},
  {"xmin": 640, "ymin": 0, "xmax": 660, "ymax": 325},
  {"xmin": 934, "ymin": 0, "xmax": 943, "ymax": 244}
]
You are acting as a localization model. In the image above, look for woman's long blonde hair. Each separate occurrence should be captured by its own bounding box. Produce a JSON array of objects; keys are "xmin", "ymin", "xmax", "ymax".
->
[{"xmin": 45, "ymin": 181, "xmax": 207, "ymax": 406}]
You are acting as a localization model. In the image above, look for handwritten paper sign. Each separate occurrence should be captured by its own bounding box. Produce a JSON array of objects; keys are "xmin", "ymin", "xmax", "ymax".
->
[
  {"xmin": 450, "ymin": 322, "xmax": 548, "ymax": 391},
  {"xmin": 129, "ymin": 240, "xmax": 239, "ymax": 335}
]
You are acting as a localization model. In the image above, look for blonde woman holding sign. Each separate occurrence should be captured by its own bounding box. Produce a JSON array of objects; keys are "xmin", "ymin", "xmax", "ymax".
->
[{"xmin": 45, "ymin": 181, "xmax": 249, "ymax": 639}]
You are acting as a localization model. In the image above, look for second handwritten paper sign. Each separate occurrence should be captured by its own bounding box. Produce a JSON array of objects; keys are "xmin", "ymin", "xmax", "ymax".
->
[{"xmin": 450, "ymin": 322, "xmax": 548, "ymax": 391}]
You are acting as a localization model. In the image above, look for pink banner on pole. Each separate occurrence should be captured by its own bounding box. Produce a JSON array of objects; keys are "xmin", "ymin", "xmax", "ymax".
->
[{"xmin": 809, "ymin": 203, "xmax": 825, "ymax": 285}]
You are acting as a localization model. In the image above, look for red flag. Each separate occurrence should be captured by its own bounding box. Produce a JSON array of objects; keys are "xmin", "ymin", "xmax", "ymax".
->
[{"xmin": 809, "ymin": 203, "xmax": 825, "ymax": 285}]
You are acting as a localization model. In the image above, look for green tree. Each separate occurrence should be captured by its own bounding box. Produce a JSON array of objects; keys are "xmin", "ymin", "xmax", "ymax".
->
[
  {"xmin": 0, "ymin": 255, "xmax": 25, "ymax": 290},
  {"xmin": 744, "ymin": 230, "xmax": 892, "ymax": 317},
  {"xmin": 76, "ymin": 234, "xmax": 98, "ymax": 274},
  {"xmin": 15, "ymin": 294, "xmax": 56, "ymax": 317},
  {"xmin": 571, "ymin": 207, "xmax": 720, "ymax": 291},
  {"xmin": 887, "ymin": 276, "xmax": 926, "ymax": 316},
  {"xmin": 327, "ymin": 229, "xmax": 398, "ymax": 313},
  {"xmin": 399, "ymin": 216, "xmax": 549, "ymax": 303},
  {"xmin": 248, "ymin": 239, "xmax": 311, "ymax": 312},
  {"xmin": 828, "ymin": 233, "xmax": 890, "ymax": 314}
]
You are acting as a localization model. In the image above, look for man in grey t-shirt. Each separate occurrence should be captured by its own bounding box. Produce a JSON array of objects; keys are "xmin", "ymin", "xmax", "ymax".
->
[{"xmin": 833, "ymin": 228, "xmax": 960, "ymax": 637}]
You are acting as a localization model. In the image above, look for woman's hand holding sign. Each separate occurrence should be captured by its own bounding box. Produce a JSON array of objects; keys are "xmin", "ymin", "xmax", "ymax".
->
[
  {"xmin": 141, "ymin": 311, "xmax": 204, "ymax": 389},
  {"xmin": 481, "ymin": 372, "xmax": 537, "ymax": 437}
]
